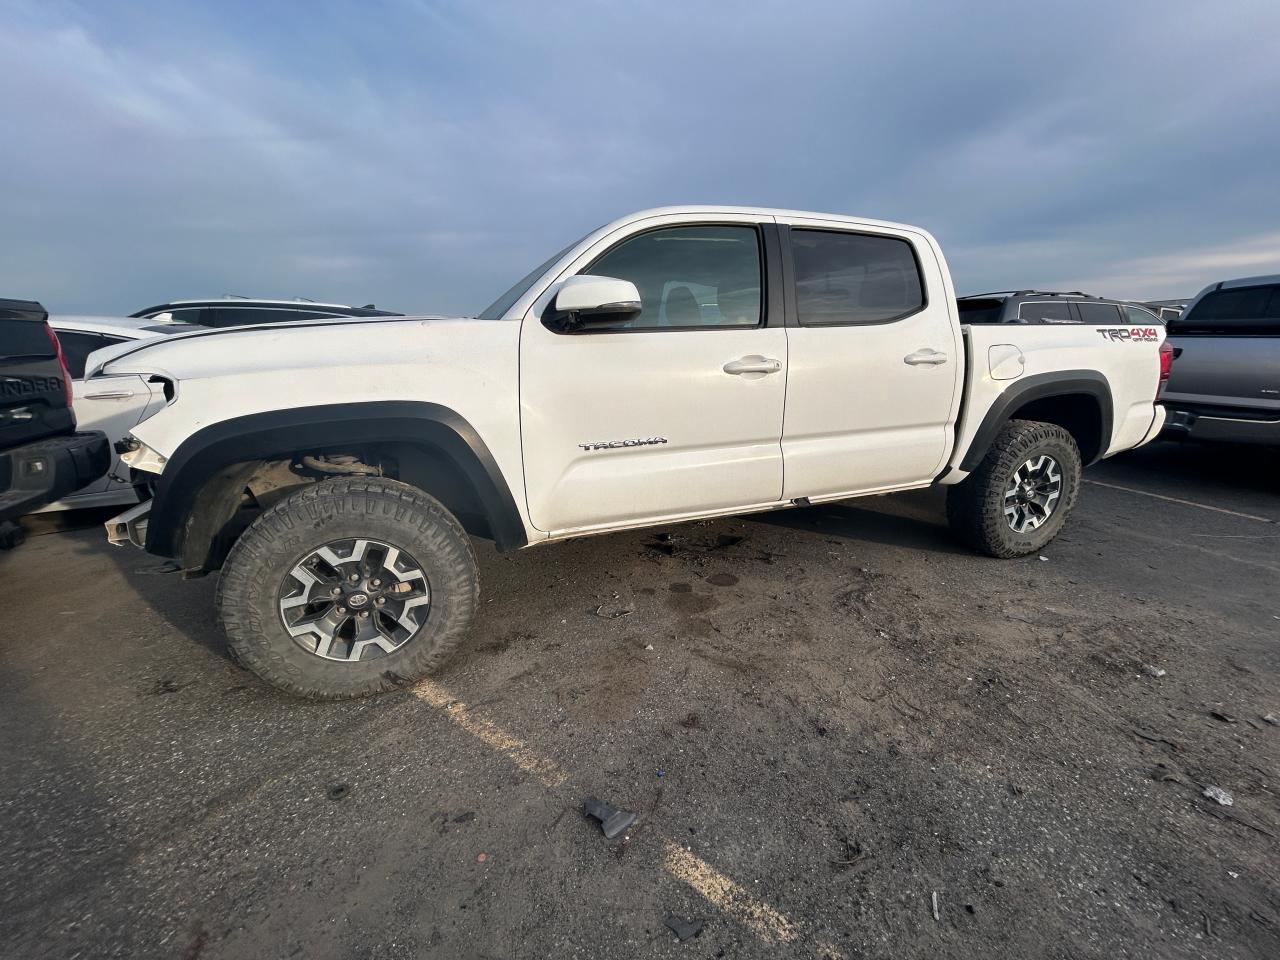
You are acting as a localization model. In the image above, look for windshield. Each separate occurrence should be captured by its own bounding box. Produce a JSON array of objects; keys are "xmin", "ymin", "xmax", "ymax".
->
[{"xmin": 477, "ymin": 241, "xmax": 579, "ymax": 320}]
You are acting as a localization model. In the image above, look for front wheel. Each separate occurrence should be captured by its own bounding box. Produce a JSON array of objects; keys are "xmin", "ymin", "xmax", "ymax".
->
[
  {"xmin": 217, "ymin": 477, "xmax": 479, "ymax": 699},
  {"xmin": 946, "ymin": 419, "xmax": 1082, "ymax": 558}
]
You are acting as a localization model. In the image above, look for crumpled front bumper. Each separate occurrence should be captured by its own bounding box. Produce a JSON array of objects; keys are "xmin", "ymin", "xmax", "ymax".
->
[{"xmin": 106, "ymin": 500, "xmax": 151, "ymax": 547}]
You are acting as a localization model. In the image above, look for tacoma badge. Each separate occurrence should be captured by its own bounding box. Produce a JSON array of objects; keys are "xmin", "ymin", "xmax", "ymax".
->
[{"xmin": 578, "ymin": 437, "xmax": 668, "ymax": 451}]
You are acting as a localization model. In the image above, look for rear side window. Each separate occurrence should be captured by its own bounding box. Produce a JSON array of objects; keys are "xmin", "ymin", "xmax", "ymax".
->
[
  {"xmin": 1017, "ymin": 301, "xmax": 1076, "ymax": 324},
  {"xmin": 791, "ymin": 229, "xmax": 925, "ymax": 326},
  {"xmin": 1076, "ymin": 302, "xmax": 1122, "ymax": 324},
  {"xmin": 1123, "ymin": 305, "xmax": 1163, "ymax": 325},
  {"xmin": 1174, "ymin": 285, "xmax": 1280, "ymax": 336}
]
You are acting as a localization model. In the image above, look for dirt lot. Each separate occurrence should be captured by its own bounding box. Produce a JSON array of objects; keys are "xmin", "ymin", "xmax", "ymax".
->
[{"xmin": 2, "ymin": 440, "xmax": 1277, "ymax": 960}]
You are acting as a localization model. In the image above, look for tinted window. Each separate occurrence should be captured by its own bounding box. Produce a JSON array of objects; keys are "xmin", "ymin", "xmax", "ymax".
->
[
  {"xmin": 1123, "ymin": 305, "xmax": 1162, "ymax": 326},
  {"xmin": 957, "ymin": 298, "xmax": 1005, "ymax": 324},
  {"xmin": 1173, "ymin": 284, "xmax": 1280, "ymax": 336},
  {"xmin": 53, "ymin": 331, "xmax": 104, "ymax": 379},
  {"xmin": 1076, "ymin": 302, "xmax": 1122, "ymax": 324},
  {"xmin": 581, "ymin": 225, "xmax": 762, "ymax": 330},
  {"xmin": 210, "ymin": 307, "xmax": 302, "ymax": 327},
  {"xmin": 1017, "ymin": 301, "xmax": 1074, "ymax": 324},
  {"xmin": 792, "ymin": 229, "xmax": 924, "ymax": 326},
  {"xmin": 149, "ymin": 308, "xmax": 209, "ymax": 326},
  {"xmin": 0, "ymin": 320, "xmax": 55, "ymax": 359}
]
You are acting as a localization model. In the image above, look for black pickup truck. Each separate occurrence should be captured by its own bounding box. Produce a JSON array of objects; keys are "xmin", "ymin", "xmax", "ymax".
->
[{"xmin": 1, "ymin": 298, "xmax": 110, "ymax": 546}]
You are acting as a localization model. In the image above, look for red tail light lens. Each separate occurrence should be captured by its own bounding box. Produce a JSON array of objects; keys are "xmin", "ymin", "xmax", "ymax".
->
[
  {"xmin": 1158, "ymin": 340, "xmax": 1174, "ymax": 394},
  {"xmin": 44, "ymin": 325, "xmax": 76, "ymax": 415}
]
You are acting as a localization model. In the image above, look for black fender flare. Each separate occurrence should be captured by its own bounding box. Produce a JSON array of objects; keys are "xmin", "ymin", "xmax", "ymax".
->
[
  {"xmin": 144, "ymin": 401, "xmax": 528, "ymax": 562},
  {"xmin": 958, "ymin": 370, "xmax": 1114, "ymax": 472}
]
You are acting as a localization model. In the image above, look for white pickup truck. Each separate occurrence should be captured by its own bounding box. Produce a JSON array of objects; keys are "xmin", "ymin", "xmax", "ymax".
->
[{"xmin": 97, "ymin": 206, "xmax": 1170, "ymax": 699}]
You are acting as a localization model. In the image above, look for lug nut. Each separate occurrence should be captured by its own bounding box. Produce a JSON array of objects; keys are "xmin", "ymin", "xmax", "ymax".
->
[
  {"xmin": 336, "ymin": 606, "xmax": 346, "ymax": 614},
  {"xmin": 376, "ymin": 597, "xmax": 386, "ymax": 605},
  {"xmin": 331, "ymin": 586, "xmax": 342, "ymax": 596},
  {"xmin": 349, "ymin": 574, "xmax": 360, "ymax": 583},
  {"xmin": 358, "ymin": 611, "xmax": 369, "ymax": 619},
  {"xmin": 371, "ymin": 578, "xmax": 381, "ymax": 587}
]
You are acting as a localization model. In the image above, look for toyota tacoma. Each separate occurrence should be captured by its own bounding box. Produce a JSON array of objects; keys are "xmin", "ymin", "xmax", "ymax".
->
[{"xmin": 94, "ymin": 207, "xmax": 1171, "ymax": 698}]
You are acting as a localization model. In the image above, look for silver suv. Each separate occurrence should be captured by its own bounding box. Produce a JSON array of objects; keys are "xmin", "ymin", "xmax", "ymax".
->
[{"xmin": 1162, "ymin": 275, "xmax": 1280, "ymax": 445}]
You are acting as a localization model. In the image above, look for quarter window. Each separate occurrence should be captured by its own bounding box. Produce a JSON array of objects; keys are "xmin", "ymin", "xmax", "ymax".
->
[
  {"xmin": 791, "ymin": 229, "xmax": 924, "ymax": 326},
  {"xmin": 1123, "ymin": 305, "xmax": 1162, "ymax": 325},
  {"xmin": 1075, "ymin": 302, "xmax": 1122, "ymax": 325},
  {"xmin": 52, "ymin": 331, "xmax": 104, "ymax": 379},
  {"xmin": 581, "ymin": 225, "xmax": 763, "ymax": 330}
]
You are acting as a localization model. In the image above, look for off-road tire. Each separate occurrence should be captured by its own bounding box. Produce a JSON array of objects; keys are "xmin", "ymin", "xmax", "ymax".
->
[
  {"xmin": 946, "ymin": 419, "xmax": 1082, "ymax": 559},
  {"xmin": 217, "ymin": 477, "xmax": 479, "ymax": 699}
]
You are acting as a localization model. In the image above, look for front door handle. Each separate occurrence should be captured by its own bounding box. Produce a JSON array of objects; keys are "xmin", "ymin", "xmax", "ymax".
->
[
  {"xmin": 82, "ymin": 390, "xmax": 136, "ymax": 400},
  {"xmin": 903, "ymin": 349, "xmax": 948, "ymax": 366},
  {"xmin": 723, "ymin": 356, "xmax": 782, "ymax": 376}
]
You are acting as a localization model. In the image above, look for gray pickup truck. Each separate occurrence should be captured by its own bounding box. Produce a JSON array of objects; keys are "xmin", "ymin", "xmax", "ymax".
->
[{"xmin": 1161, "ymin": 274, "xmax": 1280, "ymax": 446}]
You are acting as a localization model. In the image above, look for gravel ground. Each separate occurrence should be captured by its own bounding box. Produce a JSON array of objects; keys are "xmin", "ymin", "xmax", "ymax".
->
[{"xmin": 1, "ymin": 440, "xmax": 1277, "ymax": 960}]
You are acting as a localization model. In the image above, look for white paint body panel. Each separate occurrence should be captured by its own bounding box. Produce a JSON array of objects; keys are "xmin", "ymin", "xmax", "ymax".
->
[{"xmin": 91, "ymin": 205, "xmax": 1165, "ymax": 548}]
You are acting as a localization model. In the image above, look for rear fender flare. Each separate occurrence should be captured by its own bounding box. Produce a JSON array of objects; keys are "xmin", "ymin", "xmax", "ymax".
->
[{"xmin": 959, "ymin": 371, "xmax": 1113, "ymax": 472}]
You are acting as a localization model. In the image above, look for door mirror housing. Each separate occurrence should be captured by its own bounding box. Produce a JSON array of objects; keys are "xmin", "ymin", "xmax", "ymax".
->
[{"xmin": 547, "ymin": 275, "xmax": 642, "ymax": 332}]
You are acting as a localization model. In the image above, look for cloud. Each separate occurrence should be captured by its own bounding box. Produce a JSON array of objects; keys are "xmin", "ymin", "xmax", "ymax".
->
[{"xmin": 0, "ymin": 0, "xmax": 1277, "ymax": 315}]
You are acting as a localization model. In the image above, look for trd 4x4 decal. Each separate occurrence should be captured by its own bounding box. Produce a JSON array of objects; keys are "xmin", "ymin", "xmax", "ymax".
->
[{"xmin": 1097, "ymin": 327, "xmax": 1160, "ymax": 342}]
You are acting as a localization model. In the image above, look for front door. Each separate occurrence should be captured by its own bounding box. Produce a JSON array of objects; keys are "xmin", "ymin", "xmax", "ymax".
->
[{"xmin": 520, "ymin": 222, "xmax": 787, "ymax": 535}]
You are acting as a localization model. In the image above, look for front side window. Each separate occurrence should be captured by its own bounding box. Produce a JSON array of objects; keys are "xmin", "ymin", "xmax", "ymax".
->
[
  {"xmin": 1076, "ymin": 302, "xmax": 1122, "ymax": 325},
  {"xmin": 1017, "ymin": 301, "xmax": 1075, "ymax": 324},
  {"xmin": 1175, "ymin": 285, "xmax": 1280, "ymax": 335},
  {"xmin": 791, "ymin": 229, "xmax": 924, "ymax": 326},
  {"xmin": 580, "ymin": 225, "xmax": 763, "ymax": 330}
]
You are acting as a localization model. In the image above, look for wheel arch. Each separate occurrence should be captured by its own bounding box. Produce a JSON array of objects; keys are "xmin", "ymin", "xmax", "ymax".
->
[
  {"xmin": 959, "ymin": 371, "xmax": 1113, "ymax": 472},
  {"xmin": 145, "ymin": 401, "xmax": 527, "ymax": 571}
]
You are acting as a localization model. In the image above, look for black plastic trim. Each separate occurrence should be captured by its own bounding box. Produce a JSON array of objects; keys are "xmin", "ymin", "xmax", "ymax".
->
[
  {"xmin": 958, "ymin": 371, "xmax": 1114, "ymax": 472},
  {"xmin": 144, "ymin": 401, "xmax": 528, "ymax": 562}
]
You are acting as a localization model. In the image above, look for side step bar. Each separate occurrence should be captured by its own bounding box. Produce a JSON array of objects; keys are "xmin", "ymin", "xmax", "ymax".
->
[{"xmin": 106, "ymin": 500, "xmax": 151, "ymax": 547}]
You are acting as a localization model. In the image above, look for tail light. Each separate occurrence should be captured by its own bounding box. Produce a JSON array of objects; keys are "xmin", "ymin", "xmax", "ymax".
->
[
  {"xmin": 1157, "ymin": 340, "xmax": 1174, "ymax": 396},
  {"xmin": 44, "ymin": 325, "xmax": 76, "ymax": 416}
]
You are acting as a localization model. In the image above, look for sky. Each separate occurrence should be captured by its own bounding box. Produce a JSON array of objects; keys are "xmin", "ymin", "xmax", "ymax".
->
[{"xmin": 2, "ymin": 0, "xmax": 1278, "ymax": 316}]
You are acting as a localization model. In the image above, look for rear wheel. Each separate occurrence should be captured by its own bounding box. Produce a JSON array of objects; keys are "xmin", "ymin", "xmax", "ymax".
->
[
  {"xmin": 217, "ymin": 477, "xmax": 479, "ymax": 699},
  {"xmin": 946, "ymin": 419, "xmax": 1082, "ymax": 558}
]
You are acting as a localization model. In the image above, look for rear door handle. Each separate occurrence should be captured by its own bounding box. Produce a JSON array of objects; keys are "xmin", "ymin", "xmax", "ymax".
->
[
  {"xmin": 83, "ymin": 390, "xmax": 136, "ymax": 400},
  {"xmin": 723, "ymin": 356, "xmax": 782, "ymax": 376},
  {"xmin": 903, "ymin": 349, "xmax": 948, "ymax": 366}
]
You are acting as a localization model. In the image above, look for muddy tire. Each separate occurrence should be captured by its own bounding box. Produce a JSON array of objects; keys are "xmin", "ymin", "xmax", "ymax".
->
[
  {"xmin": 217, "ymin": 477, "xmax": 478, "ymax": 699},
  {"xmin": 946, "ymin": 419, "xmax": 1082, "ymax": 558}
]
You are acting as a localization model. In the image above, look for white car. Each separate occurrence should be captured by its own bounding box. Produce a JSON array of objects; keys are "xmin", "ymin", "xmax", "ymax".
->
[
  {"xmin": 38, "ymin": 316, "xmax": 192, "ymax": 510},
  {"xmin": 94, "ymin": 206, "xmax": 1171, "ymax": 700}
]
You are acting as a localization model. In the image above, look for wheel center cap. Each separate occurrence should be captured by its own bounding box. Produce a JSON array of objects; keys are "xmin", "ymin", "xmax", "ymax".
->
[{"xmin": 347, "ymin": 591, "xmax": 370, "ymax": 609}]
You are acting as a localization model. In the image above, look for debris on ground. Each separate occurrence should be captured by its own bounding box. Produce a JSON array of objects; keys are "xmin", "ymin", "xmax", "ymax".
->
[
  {"xmin": 1038, "ymin": 555, "xmax": 1049, "ymax": 562},
  {"xmin": 679, "ymin": 712, "xmax": 702, "ymax": 729},
  {"xmin": 593, "ymin": 601, "xmax": 632, "ymax": 619},
  {"xmin": 1262, "ymin": 712, "xmax": 1279, "ymax": 726},
  {"xmin": 1209, "ymin": 710, "xmax": 1238, "ymax": 724},
  {"xmin": 327, "ymin": 783, "xmax": 350, "ymax": 801},
  {"xmin": 1202, "ymin": 785, "xmax": 1234, "ymax": 806},
  {"xmin": 931, "ymin": 890, "xmax": 941, "ymax": 921},
  {"xmin": 582, "ymin": 796, "xmax": 637, "ymax": 839},
  {"xmin": 476, "ymin": 851, "xmax": 488, "ymax": 863},
  {"xmin": 1141, "ymin": 664, "xmax": 1167, "ymax": 678},
  {"xmin": 663, "ymin": 915, "xmax": 705, "ymax": 942}
]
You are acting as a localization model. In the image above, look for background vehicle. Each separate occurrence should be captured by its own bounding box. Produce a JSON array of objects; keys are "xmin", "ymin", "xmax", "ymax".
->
[
  {"xmin": 957, "ymin": 290, "xmax": 1165, "ymax": 326},
  {"xmin": 1162, "ymin": 274, "xmax": 1280, "ymax": 445},
  {"xmin": 130, "ymin": 297, "xmax": 403, "ymax": 328},
  {"xmin": 95, "ymin": 207, "xmax": 1169, "ymax": 699},
  {"xmin": 34, "ymin": 317, "xmax": 192, "ymax": 511},
  {"xmin": 0, "ymin": 299, "xmax": 109, "ymax": 546},
  {"xmin": 1144, "ymin": 299, "xmax": 1188, "ymax": 322}
]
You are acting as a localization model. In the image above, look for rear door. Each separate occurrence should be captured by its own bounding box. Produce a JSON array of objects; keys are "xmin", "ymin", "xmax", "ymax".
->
[
  {"xmin": 520, "ymin": 217, "xmax": 788, "ymax": 534},
  {"xmin": 778, "ymin": 220, "xmax": 962, "ymax": 498}
]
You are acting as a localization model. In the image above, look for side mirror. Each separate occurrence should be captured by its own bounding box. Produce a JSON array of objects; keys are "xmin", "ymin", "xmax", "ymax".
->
[{"xmin": 547, "ymin": 275, "xmax": 641, "ymax": 332}]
